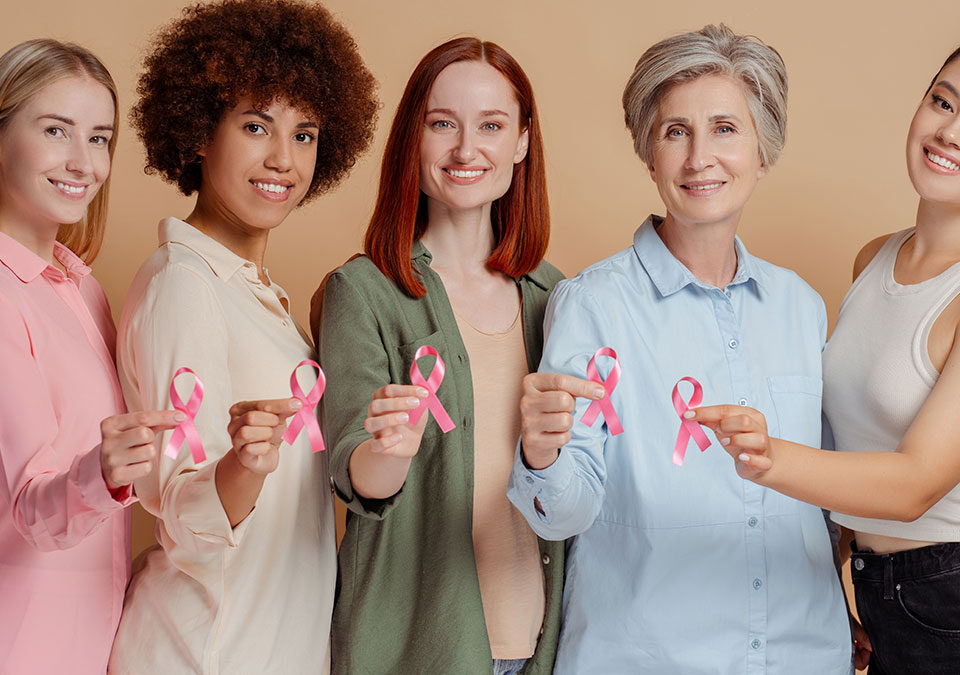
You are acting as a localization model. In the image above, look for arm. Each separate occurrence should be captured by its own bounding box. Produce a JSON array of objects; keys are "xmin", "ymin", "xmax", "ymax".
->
[
  {"xmin": 507, "ymin": 281, "xmax": 611, "ymax": 540},
  {"xmin": 693, "ymin": 316, "xmax": 960, "ymax": 520}
]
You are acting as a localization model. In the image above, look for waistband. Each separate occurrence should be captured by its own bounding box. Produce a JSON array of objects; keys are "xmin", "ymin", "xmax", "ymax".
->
[{"xmin": 851, "ymin": 541, "xmax": 960, "ymax": 599}]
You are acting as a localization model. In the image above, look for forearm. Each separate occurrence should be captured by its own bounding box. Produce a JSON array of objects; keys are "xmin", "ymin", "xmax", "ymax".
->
[
  {"xmin": 348, "ymin": 439, "xmax": 413, "ymax": 500},
  {"xmin": 761, "ymin": 439, "xmax": 939, "ymax": 521},
  {"xmin": 214, "ymin": 451, "xmax": 266, "ymax": 527}
]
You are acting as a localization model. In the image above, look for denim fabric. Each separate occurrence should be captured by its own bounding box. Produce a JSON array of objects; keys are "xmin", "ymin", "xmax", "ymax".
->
[
  {"xmin": 852, "ymin": 541, "xmax": 960, "ymax": 674},
  {"xmin": 493, "ymin": 658, "xmax": 527, "ymax": 675}
]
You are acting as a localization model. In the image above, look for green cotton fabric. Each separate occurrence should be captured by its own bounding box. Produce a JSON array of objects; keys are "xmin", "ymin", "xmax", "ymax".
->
[{"xmin": 316, "ymin": 241, "xmax": 565, "ymax": 675}]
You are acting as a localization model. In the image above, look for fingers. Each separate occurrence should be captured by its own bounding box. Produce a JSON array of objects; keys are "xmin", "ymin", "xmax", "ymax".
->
[
  {"xmin": 372, "ymin": 384, "xmax": 428, "ymax": 401},
  {"xmin": 735, "ymin": 452, "xmax": 773, "ymax": 472},
  {"xmin": 364, "ymin": 412, "xmax": 411, "ymax": 434},
  {"xmin": 105, "ymin": 409, "xmax": 186, "ymax": 434},
  {"xmin": 523, "ymin": 372, "xmax": 604, "ymax": 400},
  {"xmin": 368, "ymin": 395, "xmax": 423, "ymax": 417},
  {"xmin": 685, "ymin": 404, "xmax": 753, "ymax": 426},
  {"xmin": 227, "ymin": 409, "xmax": 283, "ymax": 437},
  {"xmin": 229, "ymin": 397, "xmax": 302, "ymax": 420}
]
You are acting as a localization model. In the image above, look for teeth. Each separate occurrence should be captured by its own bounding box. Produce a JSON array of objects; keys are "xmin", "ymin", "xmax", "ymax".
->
[
  {"xmin": 925, "ymin": 149, "xmax": 960, "ymax": 171},
  {"xmin": 55, "ymin": 181, "xmax": 85, "ymax": 194},
  {"xmin": 448, "ymin": 169, "xmax": 484, "ymax": 178},
  {"xmin": 255, "ymin": 182, "xmax": 290, "ymax": 194},
  {"xmin": 687, "ymin": 183, "xmax": 723, "ymax": 191}
]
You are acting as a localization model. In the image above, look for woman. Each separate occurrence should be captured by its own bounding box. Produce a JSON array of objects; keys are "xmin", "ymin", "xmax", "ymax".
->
[
  {"xmin": 0, "ymin": 39, "xmax": 180, "ymax": 673},
  {"xmin": 315, "ymin": 37, "xmax": 563, "ymax": 674},
  {"xmin": 107, "ymin": 2, "xmax": 377, "ymax": 672},
  {"xmin": 509, "ymin": 25, "xmax": 851, "ymax": 673},
  {"xmin": 693, "ymin": 45, "xmax": 960, "ymax": 674}
]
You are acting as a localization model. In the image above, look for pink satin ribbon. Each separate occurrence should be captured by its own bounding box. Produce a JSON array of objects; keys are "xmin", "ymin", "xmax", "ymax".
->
[
  {"xmin": 672, "ymin": 376, "xmax": 711, "ymax": 466},
  {"xmin": 580, "ymin": 347, "xmax": 624, "ymax": 435},
  {"xmin": 407, "ymin": 345, "xmax": 456, "ymax": 433},
  {"xmin": 282, "ymin": 359, "xmax": 325, "ymax": 453},
  {"xmin": 165, "ymin": 367, "xmax": 206, "ymax": 464}
]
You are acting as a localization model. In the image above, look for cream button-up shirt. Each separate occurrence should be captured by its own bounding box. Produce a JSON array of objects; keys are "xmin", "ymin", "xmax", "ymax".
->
[{"xmin": 109, "ymin": 218, "xmax": 335, "ymax": 674}]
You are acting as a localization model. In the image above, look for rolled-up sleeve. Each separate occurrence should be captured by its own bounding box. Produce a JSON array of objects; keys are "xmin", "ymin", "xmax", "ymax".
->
[
  {"xmin": 507, "ymin": 279, "xmax": 612, "ymax": 540},
  {"xmin": 0, "ymin": 295, "xmax": 131, "ymax": 552}
]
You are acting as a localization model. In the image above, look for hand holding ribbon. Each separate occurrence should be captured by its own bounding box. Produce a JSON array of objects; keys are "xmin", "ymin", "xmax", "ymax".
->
[
  {"xmin": 580, "ymin": 347, "xmax": 624, "ymax": 435},
  {"xmin": 281, "ymin": 360, "xmax": 326, "ymax": 452},
  {"xmin": 407, "ymin": 345, "xmax": 456, "ymax": 433},
  {"xmin": 671, "ymin": 377, "xmax": 711, "ymax": 466},
  {"xmin": 165, "ymin": 367, "xmax": 206, "ymax": 464},
  {"xmin": 683, "ymin": 403, "xmax": 773, "ymax": 479}
]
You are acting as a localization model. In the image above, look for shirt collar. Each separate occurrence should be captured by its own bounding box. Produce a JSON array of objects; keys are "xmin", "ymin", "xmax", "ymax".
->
[
  {"xmin": 632, "ymin": 214, "xmax": 767, "ymax": 297},
  {"xmin": 159, "ymin": 217, "xmax": 254, "ymax": 281},
  {"xmin": 0, "ymin": 232, "xmax": 91, "ymax": 283}
]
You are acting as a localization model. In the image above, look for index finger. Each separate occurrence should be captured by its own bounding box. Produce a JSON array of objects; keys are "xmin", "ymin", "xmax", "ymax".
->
[
  {"xmin": 228, "ymin": 397, "xmax": 303, "ymax": 420},
  {"xmin": 525, "ymin": 372, "xmax": 604, "ymax": 400},
  {"xmin": 114, "ymin": 409, "xmax": 185, "ymax": 432},
  {"xmin": 686, "ymin": 404, "xmax": 745, "ymax": 425}
]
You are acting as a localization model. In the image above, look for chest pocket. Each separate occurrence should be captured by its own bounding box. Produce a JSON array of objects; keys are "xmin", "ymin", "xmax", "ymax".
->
[{"xmin": 766, "ymin": 375, "xmax": 823, "ymax": 447}]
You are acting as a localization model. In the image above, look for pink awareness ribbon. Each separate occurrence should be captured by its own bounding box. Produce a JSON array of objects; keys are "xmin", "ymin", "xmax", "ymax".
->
[
  {"xmin": 672, "ymin": 376, "xmax": 711, "ymax": 466},
  {"xmin": 165, "ymin": 367, "xmax": 206, "ymax": 464},
  {"xmin": 281, "ymin": 359, "xmax": 326, "ymax": 452},
  {"xmin": 407, "ymin": 345, "xmax": 456, "ymax": 433},
  {"xmin": 580, "ymin": 347, "xmax": 624, "ymax": 435}
]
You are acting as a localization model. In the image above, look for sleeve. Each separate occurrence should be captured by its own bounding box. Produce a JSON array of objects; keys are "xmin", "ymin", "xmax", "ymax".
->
[
  {"xmin": 122, "ymin": 264, "xmax": 247, "ymax": 577},
  {"xmin": 0, "ymin": 294, "xmax": 131, "ymax": 552},
  {"xmin": 317, "ymin": 269, "xmax": 401, "ymax": 519},
  {"xmin": 507, "ymin": 278, "xmax": 612, "ymax": 540}
]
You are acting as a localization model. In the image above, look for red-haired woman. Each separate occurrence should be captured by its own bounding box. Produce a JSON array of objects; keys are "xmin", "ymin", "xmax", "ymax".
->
[{"xmin": 314, "ymin": 37, "xmax": 563, "ymax": 675}]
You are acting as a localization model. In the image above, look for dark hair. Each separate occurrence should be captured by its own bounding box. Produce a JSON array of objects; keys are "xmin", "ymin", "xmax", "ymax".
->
[
  {"xmin": 131, "ymin": 0, "xmax": 378, "ymax": 201},
  {"xmin": 364, "ymin": 37, "xmax": 549, "ymax": 298},
  {"xmin": 926, "ymin": 46, "xmax": 960, "ymax": 94}
]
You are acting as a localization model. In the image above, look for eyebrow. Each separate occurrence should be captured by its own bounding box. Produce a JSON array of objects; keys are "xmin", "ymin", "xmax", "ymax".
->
[
  {"xmin": 240, "ymin": 109, "xmax": 319, "ymax": 130},
  {"xmin": 425, "ymin": 107, "xmax": 511, "ymax": 117},
  {"xmin": 660, "ymin": 113, "xmax": 743, "ymax": 127},
  {"xmin": 38, "ymin": 114, "xmax": 113, "ymax": 131},
  {"xmin": 934, "ymin": 80, "xmax": 960, "ymax": 99}
]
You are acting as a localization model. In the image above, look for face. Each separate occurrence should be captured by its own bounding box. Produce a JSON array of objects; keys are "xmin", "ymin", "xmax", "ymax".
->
[
  {"xmin": 419, "ymin": 60, "xmax": 529, "ymax": 214},
  {"xmin": 905, "ymin": 57, "xmax": 960, "ymax": 206},
  {"xmin": 0, "ymin": 75, "xmax": 114, "ymax": 234},
  {"xmin": 648, "ymin": 74, "xmax": 766, "ymax": 230},
  {"xmin": 198, "ymin": 97, "xmax": 319, "ymax": 231}
]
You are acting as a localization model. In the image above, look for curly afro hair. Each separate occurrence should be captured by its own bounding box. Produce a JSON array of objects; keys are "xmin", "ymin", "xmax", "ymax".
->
[{"xmin": 131, "ymin": 0, "xmax": 378, "ymax": 201}]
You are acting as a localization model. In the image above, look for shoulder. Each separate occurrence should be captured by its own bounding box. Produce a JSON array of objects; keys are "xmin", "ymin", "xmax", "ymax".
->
[
  {"xmin": 557, "ymin": 246, "xmax": 637, "ymax": 295},
  {"xmin": 751, "ymin": 256, "xmax": 825, "ymax": 315},
  {"xmin": 525, "ymin": 259, "xmax": 565, "ymax": 292},
  {"xmin": 852, "ymin": 233, "xmax": 897, "ymax": 282},
  {"xmin": 323, "ymin": 255, "xmax": 399, "ymax": 304}
]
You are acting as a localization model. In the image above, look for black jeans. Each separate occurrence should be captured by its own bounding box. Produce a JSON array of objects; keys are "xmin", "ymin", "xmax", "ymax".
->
[{"xmin": 851, "ymin": 541, "xmax": 960, "ymax": 674}]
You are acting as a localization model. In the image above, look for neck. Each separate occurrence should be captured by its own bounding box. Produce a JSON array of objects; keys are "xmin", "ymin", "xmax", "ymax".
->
[
  {"xmin": 657, "ymin": 212, "xmax": 740, "ymax": 288},
  {"xmin": 419, "ymin": 199, "xmax": 495, "ymax": 277},
  {"xmin": 186, "ymin": 193, "xmax": 269, "ymax": 282},
  {"xmin": 0, "ymin": 207, "xmax": 60, "ymax": 265},
  {"xmin": 911, "ymin": 198, "xmax": 960, "ymax": 260}
]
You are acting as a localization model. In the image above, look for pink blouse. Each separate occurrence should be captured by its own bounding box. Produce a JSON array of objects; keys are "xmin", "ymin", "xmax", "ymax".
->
[{"xmin": 0, "ymin": 233, "xmax": 133, "ymax": 674}]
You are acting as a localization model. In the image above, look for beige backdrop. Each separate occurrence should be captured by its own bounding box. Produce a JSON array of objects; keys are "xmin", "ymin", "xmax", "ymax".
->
[{"xmin": 5, "ymin": 1, "xmax": 958, "ymax": 662}]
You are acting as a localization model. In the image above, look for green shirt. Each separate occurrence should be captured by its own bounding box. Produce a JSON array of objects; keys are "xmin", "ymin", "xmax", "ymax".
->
[{"xmin": 317, "ymin": 242, "xmax": 565, "ymax": 674}]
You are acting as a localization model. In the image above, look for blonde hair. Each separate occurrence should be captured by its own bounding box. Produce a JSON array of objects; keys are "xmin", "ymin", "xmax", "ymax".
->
[
  {"xmin": 622, "ymin": 24, "xmax": 788, "ymax": 168},
  {"xmin": 0, "ymin": 39, "xmax": 118, "ymax": 264}
]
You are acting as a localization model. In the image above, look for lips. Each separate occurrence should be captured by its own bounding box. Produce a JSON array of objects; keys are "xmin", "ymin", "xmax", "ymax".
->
[
  {"xmin": 441, "ymin": 166, "xmax": 488, "ymax": 185},
  {"xmin": 49, "ymin": 178, "xmax": 88, "ymax": 199},
  {"xmin": 250, "ymin": 179, "xmax": 293, "ymax": 201},
  {"xmin": 923, "ymin": 147, "xmax": 960, "ymax": 173},
  {"xmin": 680, "ymin": 180, "xmax": 725, "ymax": 196}
]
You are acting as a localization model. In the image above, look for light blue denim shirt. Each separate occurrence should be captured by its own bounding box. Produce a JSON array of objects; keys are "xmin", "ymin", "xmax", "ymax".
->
[{"xmin": 508, "ymin": 216, "xmax": 850, "ymax": 674}]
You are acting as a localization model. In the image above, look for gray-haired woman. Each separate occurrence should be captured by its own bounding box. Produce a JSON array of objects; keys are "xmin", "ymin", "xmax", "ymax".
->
[{"xmin": 508, "ymin": 25, "xmax": 852, "ymax": 674}]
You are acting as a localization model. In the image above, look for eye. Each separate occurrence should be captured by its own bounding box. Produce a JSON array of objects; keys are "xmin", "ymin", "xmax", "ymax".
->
[
  {"xmin": 90, "ymin": 134, "xmax": 111, "ymax": 146},
  {"xmin": 44, "ymin": 126, "xmax": 66, "ymax": 139},
  {"xmin": 480, "ymin": 121, "xmax": 502, "ymax": 132},
  {"xmin": 932, "ymin": 94, "xmax": 954, "ymax": 113},
  {"xmin": 294, "ymin": 131, "xmax": 315, "ymax": 144},
  {"xmin": 716, "ymin": 125, "xmax": 736, "ymax": 134},
  {"xmin": 244, "ymin": 123, "xmax": 267, "ymax": 135},
  {"xmin": 429, "ymin": 119, "xmax": 454, "ymax": 131},
  {"xmin": 666, "ymin": 127, "xmax": 686, "ymax": 138}
]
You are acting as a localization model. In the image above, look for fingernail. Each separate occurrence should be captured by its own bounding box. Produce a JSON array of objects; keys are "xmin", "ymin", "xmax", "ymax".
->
[
  {"xmin": 720, "ymin": 437, "xmax": 730, "ymax": 446},
  {"xmin": 738, "ymin": 453, "xmax": 750, "ymax": 463},
  {"xmin": 594, "ymin": 388, "xmax": 605, "ymax": 398},
  {"xmin": 174, "ymin": 411, "xmax": 186, "ymax": 422},
  {"xmin": 398, "ymin": 413, "xmax": 409, "ymax": 423},
  {"xmin": 291, "ymin": 399, "xmax": 303, "ymax": 410},
  {"xmin": 407, "ymin": 398, "xmax": 421, "ymax": 407},
  {"xmin": 682, "ymin": 410, "xmax": 694, "ymax": 419},
  {"xmin": 417, "ymin": 388, "xmax": 429, "ymax": 398}
]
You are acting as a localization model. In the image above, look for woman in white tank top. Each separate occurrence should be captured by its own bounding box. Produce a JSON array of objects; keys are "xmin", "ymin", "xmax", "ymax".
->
[{"xmin": 690, "ymin": 46, "xmax": 960, "ymax": 674}]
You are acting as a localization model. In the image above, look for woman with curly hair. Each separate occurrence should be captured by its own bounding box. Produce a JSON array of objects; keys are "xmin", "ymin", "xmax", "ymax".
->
[
  {"xmin": 0, "ymin": 39, "xmax": 181, "ymax": 675},
  {"xmin": 314, "ymin": 37, "xmax": 563, "ymax": 674},
  {"xmin": 107, "ymin": 1, "xmax": 377, "ymax": 672}
]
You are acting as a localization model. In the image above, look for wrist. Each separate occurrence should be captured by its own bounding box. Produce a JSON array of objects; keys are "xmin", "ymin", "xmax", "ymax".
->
[{"xmin": 521, "ymin": 443, "xmax": 560, "ymax": 471}]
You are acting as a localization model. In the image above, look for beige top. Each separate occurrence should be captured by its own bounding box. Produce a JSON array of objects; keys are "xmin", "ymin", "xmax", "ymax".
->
[
  {"xmin": 456, "ymin": 308, "xmax": 545, "ymax": 659},
  {"xmin": 109, "ymin": 218, "xmax": 336, "ymax": 674}
]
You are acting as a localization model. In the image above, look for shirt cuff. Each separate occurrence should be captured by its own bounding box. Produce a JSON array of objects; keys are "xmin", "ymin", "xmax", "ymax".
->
[
  {"xmin": 509, "ymin": 443, "xmax": 577, "ymax": 524},
  {"xmin": 170, "ymin": 462, "xmax": 246, "ymax": 549},
  {"xmin": 73, "ymin": 444, "xmax": 133, "ymax": 513}
]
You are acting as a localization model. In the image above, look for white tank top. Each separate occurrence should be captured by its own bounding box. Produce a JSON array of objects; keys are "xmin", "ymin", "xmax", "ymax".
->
[{"xmin": 826, "ymin": 228, "xmax": 960, "ymax": 540}]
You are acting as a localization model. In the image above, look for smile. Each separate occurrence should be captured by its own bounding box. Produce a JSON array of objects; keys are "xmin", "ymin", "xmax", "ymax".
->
[
  {"xmin": 253, "ymin": 181, "xmax": 290, "ymax": 194},
  {"xmin": 684, "ymin": 182, "xmax": 724, "ymax": 191},
  {"xmin": 444, "ymin": 168, "xmax": 486, "ymax": 178},
  {"xmin": 924, "ymin": 148, "xmax": 960, "ymax": 172},
  {"xmin": 50, "ymin": 179, "xmax": 88, "ymax": 197}
]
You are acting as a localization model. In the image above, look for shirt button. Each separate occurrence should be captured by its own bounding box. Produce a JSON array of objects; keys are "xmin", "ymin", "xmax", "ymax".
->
[
  {"xmin": 738, "ymin": 398, "xmax": 748, "ymax": 406},
  {"xmin": 525, "ymin": 476, "xmax": 535, "ymax": 485},
  {"xmin": 854, "ymin": 558, "xmax": 865, "ymax": 571},
  {"xmin": 725, "ymin": 289, "xmax": 732, "ymax": 298},
  {"xmin": 328, "ymin": 476, "xmax": 335, "ymax": 494},
  {"xmin": 747, "ymin": 516, "xmax": 758, "ymax": 527},
  {"xmin": 463, "ymin": 416, "xmax": 472, "ymax": 428},
  {"xmin": 728, "ymin": 338, "xmax": 738, "ymax": 349},
  {"xmin": 753, "ymin": 578, "xmax": 762, "ymax": 590},
  {"xmin": 751, "ymin": 639, "xmax": 761, "ymax": 650},
  {"xmin": 458, "ymin": 353, "xmax": 464, "ymax": 363},
  {"xmin": 542, "ymin": 554, "xmax": 551, "ymax": 565}
]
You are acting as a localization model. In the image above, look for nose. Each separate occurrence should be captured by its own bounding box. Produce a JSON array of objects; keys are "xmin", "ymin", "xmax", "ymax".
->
[
  {"xmin": 452, "ymin": 130, "xmax": 477, "ymax": 163},
  {"xmin": 265, "ymin": 136, "xmax": 294, "ymax": 172},
  {"xmin": 685, "ymin": 133, "xmax": 716, "ymax": 172},
  {"xmin": 65, "ymin": 138, "xmax": 94, "ymax": 176},
  {"xmin": 937, "ymin": 116, "xmax": 960, "ymax": 148}
]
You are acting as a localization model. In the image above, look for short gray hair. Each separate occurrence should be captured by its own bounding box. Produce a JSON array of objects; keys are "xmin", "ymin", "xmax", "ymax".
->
[{"xmin": 622, "ymin": 24, "xmax": 788, "ymax": 168}]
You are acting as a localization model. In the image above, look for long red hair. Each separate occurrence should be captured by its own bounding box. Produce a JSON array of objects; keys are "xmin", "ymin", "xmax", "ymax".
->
[{"xmin": 364, "ymin": 37, "xmax": 549, "ymax": 298}]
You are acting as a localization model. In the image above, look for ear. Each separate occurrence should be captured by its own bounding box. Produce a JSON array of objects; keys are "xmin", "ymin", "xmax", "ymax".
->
[
  {"xmin": 513, "ymin": 127, "xmax": 530, "ymax": 164},
  {"xmin": 756, "ymin": 163, "xmax": 767, "ymax": 180}
]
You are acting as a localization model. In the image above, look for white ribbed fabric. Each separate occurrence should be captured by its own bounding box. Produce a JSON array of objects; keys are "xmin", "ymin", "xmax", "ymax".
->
[{"xmin": 827, "ymin": 228, "xmax": 960, "ymax": 540}]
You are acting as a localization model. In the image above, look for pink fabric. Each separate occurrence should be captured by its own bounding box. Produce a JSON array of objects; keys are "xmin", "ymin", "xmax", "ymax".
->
[{"xmin": 0, "ymin": 233, "xmax": 133, "ymax": 675}]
